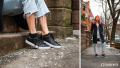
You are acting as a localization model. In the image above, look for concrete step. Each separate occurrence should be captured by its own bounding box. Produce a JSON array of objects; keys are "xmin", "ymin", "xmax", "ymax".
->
[
  {"xmin": 0, "ymin": 31, "xmax": 55, "ymax": 56},
  {"xmin": 0, "ymin": 38, "xmax": 79, "ymax": 68}
]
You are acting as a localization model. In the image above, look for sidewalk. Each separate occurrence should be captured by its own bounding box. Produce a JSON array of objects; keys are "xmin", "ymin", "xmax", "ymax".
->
[
  {"xmin": 81, "ymin": 41, "xmax": 120, "ymax": 68},
  {"xmin": 0, "ymin": 38, "xmax": 79, "ymax": 68}
]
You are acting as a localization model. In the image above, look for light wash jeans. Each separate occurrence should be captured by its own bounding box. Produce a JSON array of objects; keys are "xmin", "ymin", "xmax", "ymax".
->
[
  {"xmin": 94, "ymin": 38, "xmax": 106, "ymax": 52},
  {"xmin": 22, "ymin": 0, "xmax": 50, "ymax": 23},
  {"xmin": 22, "ymin": 0, "xmax": 50, "ymax": 19},
  {"xmin": 2, "ymin": 0, "xmax": 50, "ymax": 23}
]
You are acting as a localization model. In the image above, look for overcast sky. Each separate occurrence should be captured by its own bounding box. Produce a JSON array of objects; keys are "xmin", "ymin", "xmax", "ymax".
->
[{"xmin": 83, "ymin": 0, "xmax": 103, "ymax": 17}]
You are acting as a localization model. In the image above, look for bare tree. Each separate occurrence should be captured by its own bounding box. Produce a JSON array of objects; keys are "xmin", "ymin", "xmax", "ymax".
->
[
  {"xmin": 107, "ymin": 0, "xmax": 120, "ymax": 43},
  {"xmin": 102, "ymin": 0, "xmax": 111, "ymax": 40}
]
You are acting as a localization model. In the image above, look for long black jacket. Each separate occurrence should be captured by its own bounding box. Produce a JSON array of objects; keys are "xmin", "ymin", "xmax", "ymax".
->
[
  {"xmin": 0, "ymin": 0, "xmax": 28, "ymax": 31},
  {"xmin": 0, "ymin": 0, "xmax": 4, "ymax": 31},
  {"xmin": 91, "ymin": 23, "xmax": 105, "ymax": 43}
]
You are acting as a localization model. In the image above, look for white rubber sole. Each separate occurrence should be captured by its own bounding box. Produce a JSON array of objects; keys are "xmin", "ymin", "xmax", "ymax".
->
[
  {"xmin": 25, "ymin": 40, "xmax": 50, "ymax": 49},
  {"xmin": 44, "ymin": 41, "xmax": 61, "ymax": 48},
  {"xmin": 95, "ymin": 56, "xmax": 99, "ymax": 57},
  {"xmin": 101, "ymin": 56, "xmax": 107, "ymax": 58}
]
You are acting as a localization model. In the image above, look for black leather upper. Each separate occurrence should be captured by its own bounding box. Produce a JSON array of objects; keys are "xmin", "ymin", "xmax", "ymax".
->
[
  {"xmin": 27, "ymin": 35, "xmax": 49, "ymax": 47},
  {"xmin": 40, "ymin": 33, "xmax": 61, "ymax": 46}
]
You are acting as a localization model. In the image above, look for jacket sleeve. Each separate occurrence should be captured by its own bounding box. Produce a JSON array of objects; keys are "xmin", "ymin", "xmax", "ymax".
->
[
  {"xmin": 91, "ymin": 23, "xmax": 94, "ymax": 35},
  {"xmin": 101, "ymin": 23, "xmax": 104, "ymax": 36},
  {"xmin": 101, "ymin": 23, "xmax": 103, "ymax": 33},
  {"xmin": 0, "ymin": 0, "xmax": 4, "ymax": 31}
]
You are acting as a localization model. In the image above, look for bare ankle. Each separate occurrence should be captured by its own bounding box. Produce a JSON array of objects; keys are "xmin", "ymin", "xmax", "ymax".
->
[
  {"xmin": 42, "ymin": 32, "xmax": 49, "ymax": 35},
  {"xmin": 29, "ymin": 31, "xmax": 37, "ymax": 34}
]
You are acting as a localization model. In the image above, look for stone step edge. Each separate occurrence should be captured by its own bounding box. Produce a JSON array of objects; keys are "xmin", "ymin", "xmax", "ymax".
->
[{"xmin": 0, "ymin": 31, "xmax": 55, "ymax": 37}]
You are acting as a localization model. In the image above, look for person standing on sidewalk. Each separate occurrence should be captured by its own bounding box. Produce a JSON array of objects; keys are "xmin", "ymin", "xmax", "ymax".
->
[{"xmin": 91, "ymin": 15, "xmax": 106, "ymax": 58}]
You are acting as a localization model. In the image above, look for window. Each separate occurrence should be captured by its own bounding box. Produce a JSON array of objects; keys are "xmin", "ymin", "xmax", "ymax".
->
[{"xmin": 83, "ymin": 6, "xmax": 85, "ymax": 10}]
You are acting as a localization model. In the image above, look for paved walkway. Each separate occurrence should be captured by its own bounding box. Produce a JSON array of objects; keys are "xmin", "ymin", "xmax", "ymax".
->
[
  {"xmin": 81, "ymin": 41, "xmax": 120, "ymax": 68},
  {"xmin": 0, "ymin": 38, "xmax": 79, "ymax": 68}
]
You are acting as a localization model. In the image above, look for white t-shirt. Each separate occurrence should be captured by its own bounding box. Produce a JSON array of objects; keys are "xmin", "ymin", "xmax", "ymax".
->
[{"xmin": 96, "ymin": 23, "xmax": 100, "ymax": 38}]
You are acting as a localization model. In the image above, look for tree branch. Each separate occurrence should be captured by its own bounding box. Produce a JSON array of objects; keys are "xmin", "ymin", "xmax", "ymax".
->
[
  {"xmin": 108, "ymin": 21, "xmax": 113, "ymax": 27},
  {"xmin": 107, "ymin": 0, "xmax": 114, "ymax": 19},
  {"xmin": 106, "ymin": 15, "xmax": 111, "ymax": 20},
  {"xmin": 112, "ymin": 0, "xmax": 115, "ymax": 19},
  {"xmin": 115, "ymin": 9, "xmax": 120, "ymax": 21},
  {"xmin": 115, "ymin": 0, "xmax": 120, "ymax": 9}
]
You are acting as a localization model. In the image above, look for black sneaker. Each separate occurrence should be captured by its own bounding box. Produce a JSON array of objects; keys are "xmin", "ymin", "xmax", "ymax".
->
[
  {"xmin": 95, "ymin": 54, "xmax": 99, "ymax": 57},
  {"xmin": 25, "ymin": 35, "xmax": 50, "ymax": 49},
  {"xmin": 101, "ymin": 54, "xmax": 107, "ymax": 58},
  {"xmin": 40, "ymin": 33, "xmax": 61, "ymax": 48}
]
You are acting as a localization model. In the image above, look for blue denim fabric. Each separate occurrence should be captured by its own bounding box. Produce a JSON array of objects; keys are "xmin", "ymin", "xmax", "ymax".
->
[
  {"xmin": 2, "ymin": 0, "xmax": 50, "ymax": 23},
  {"xmin": 22, "ymin": 0, "xmax": 50, "ymax": 20},
  {"xmin": 2, "ymin": 0, "xmax": 23, "ymax": 16},
  {"xmin": 94, "ymin": 38, "xmax": 106, "ymax": 52}
]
